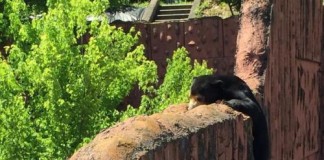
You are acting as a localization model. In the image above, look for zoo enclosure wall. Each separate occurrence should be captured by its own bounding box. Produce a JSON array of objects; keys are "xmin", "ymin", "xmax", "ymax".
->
[
  {"xmin": 97, "ymin": 16, "xmax": 240, "ymax": 109},
  {"xmin": 70, "ymin": 104, "xmax": 254, "ymax": 160},
  {"xmin": 264, "ymin": 0, "xmax": 324, "ymax": 159},
  {"xmin": 105, "ymin": 1, "xmax": 324, "ymax": 159}
]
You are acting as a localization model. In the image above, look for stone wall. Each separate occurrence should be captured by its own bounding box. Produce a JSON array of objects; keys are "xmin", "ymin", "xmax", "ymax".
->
[
  {"xmin": 72, "ymin": 0, "xmax": 324, "ymax": 158},
  {"xmin": 264, "ymin": 0, "xmax": 323, "ymax": 159},
  {"xmin": 70, "ymin": 104, "xmax": 253, "ymax": 160},
  {"xmin": 112, "ymin": 16, "xmax": 239, "ymax": 109},
  {"xmin": 113, "ymin": 16, "xmax": 239, "ymax": 79}
]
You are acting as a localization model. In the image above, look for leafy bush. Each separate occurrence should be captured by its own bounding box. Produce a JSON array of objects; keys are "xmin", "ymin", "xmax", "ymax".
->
[
  {"xmin": 121, "ymin": 47, "xmax": 213, "ymax": 120},
  {"xmin": 195, "ymin": 0, "xmax": 241, "ymax": 18},
  {"xmin": 0, "ymin": 0, "xmax": 156, "ymax": 159},
  {"xmin": 147, "ymin": 47, "xmax": 213, "ymax": 112},
  {"xmin": 0, "ymin": 0, "xmax": 213, "ymax": 159}
]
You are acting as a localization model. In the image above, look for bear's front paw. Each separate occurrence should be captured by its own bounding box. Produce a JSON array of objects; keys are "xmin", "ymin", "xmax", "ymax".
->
[
  {"xmin": 223, "ymin": 100, "xmax": 232, "ymax": 106},
  {"xmin": 223, "ymin": 99, "xmax": 240, "ymax": 109}
]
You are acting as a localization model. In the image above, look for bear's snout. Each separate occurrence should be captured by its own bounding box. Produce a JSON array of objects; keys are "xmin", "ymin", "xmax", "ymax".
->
[{"xmin": 188, "ymin": 97, "xmax": 201, "ymax": 110}]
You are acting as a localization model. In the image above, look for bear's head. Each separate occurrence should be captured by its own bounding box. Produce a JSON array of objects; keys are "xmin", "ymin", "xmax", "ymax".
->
[{"xmin": 188, "ymin": 75, "xmax": 224, "ymax": 110}]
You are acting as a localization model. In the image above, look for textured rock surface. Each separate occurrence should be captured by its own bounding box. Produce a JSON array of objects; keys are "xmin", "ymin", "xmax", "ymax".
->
[
  {"xmin": 264, "ymin": 0, "xmax": 323, "ymax": 159},
  {"xmin": 70, "ymin": 103, "xmax": 253, "ymax": 160},
  {"xmin": 234, "ymin": 0, "xmax": 271, "ymax": 93}
]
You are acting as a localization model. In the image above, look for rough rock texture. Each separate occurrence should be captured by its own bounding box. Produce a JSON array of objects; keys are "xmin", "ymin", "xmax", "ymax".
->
[
  {"xmin": 264, "ymin": 0, "xmax": 323, "ymax": 159},
  {"xmin": 235, "ymin": 0, "xmax": 271, "ymax": 93},
  {"xmin": 70, "ymin": 103, "xmax": 253, "ymax": 160},
  {"xmin": 115, "ymin": 17, "xmax": 239, "ymax": 110}
]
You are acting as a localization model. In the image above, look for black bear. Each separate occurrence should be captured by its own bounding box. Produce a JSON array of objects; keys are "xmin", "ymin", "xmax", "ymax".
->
[{"xmin": 188, "ymin": 74, "xmax": 269, "ymax": 160}]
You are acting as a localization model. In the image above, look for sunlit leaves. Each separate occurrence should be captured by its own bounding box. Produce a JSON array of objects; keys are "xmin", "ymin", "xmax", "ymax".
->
[
  {"xmin": 122, "ymin": 47, "xmax": 213, "ymax": 117},
  {"xmin": 0, "ymin": 0, "xmax": 213, "ymax": 159},
  {"xmin": 149, "ymin": 47, "xmax": 213, "ymax": 111},
  {"xmin": 0, "ymin": 0, "xmax": 157, "ymax": 159}
]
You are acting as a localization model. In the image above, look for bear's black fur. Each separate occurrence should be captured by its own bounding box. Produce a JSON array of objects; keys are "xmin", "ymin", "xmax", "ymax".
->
[{"xmin": 189, "ymin": 74, "xmax": 269, "ymax": 160}]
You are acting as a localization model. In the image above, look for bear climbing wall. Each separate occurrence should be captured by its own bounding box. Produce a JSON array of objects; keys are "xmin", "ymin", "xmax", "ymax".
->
[{"xmin": 264, "ymin": 0, "xmax": 323, "ymax": 159}]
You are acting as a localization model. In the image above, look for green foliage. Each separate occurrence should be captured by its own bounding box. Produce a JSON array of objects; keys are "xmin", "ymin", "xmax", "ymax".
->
[
  {"xmin": 121, "ymin": 47, "xmax": 213, "ymax": 120},
  {"xmin": 130, "ymin": 0, "xmax": 191, "ymax": 5},
  {"xmin": 196, "ymin": 0, "xmax": 240, "ymax": 18},
  {"xmin": 0, "ymin": 0, "xmax": 156, "ymax": 159},
  {"xmin": 0, "ymin": 60, "xmax": 40, "ymax": 159},
  {"xmin": 149, "ymin": 47, "xmax": 213, "ymax": 112},
  {"xmin": 220, "ymin": 0, "xmax": 241, "ymax": 11},
  {"xmin": 131, "ymin": 1, "xmax": 150, "ymax": 8},
  {"xmin": 195, "ymin": 0, "xmax": 211, "ymax": 17},
  {"xmin": 0, "ymin": 0, "xmax": 213, "ymax": 159}
]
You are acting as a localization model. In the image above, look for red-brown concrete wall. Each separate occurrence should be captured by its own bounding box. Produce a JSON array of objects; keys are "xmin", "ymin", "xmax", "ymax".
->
[
  {"xmin": 70, "ymin": 104, "xmax": 253, "ymax": 160},
  {"xmin": 114, "ymin": 16, "xmax": 239, "ymax": 79},
  {"xmin": 74, "ymin": 1, "xmax": 324, "ymax": 157},
  {"xmin": 264, "ymin": 0, "xmax": 323, "ymax": 159},
  {"xmin": 114, "ymin": 17, "xmax": 239, "ymax": 109},
  {"xmin": 320, "ymin": 8, "xmax": 324, "ymax": 159}
]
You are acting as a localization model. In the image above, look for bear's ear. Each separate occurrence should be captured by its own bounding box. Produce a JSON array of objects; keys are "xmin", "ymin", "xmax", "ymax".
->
[
  {"xmin": 211, "ymin": 79, "xmax": 224, "ymax": 88},
  {"xmin": 191, "ymin": 77, "xmax": 198, "ymax": 83}
]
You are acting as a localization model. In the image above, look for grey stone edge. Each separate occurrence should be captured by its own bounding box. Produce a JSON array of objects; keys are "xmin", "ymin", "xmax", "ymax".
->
[
  {"xmin": 188, "ymin": 0, "xmax": 201, "ymax": 19},
  {"xmin": 141, "ymin": 0, "xmax": 160, "ymax": 22}
]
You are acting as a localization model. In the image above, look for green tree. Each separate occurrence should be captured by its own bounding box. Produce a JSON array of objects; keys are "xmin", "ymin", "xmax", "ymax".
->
[
  {"xmin": 220, "ymin": 0, "xmax": 241, "ymax": 15},
  {"xmin": 0, "ymin": 0, "xmax": 213, "ymax": 159},
  {"xmin": 121, "ymin": 47, "xmax": 213, "ymax": 119},
  {"xmin": 0, "ymin": 0, "xmax": 156, "ymax": 159}
]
